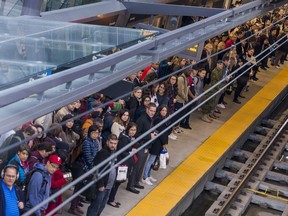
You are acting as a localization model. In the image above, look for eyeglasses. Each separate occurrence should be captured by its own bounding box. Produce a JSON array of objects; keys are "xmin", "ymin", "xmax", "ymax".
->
[
  {"xmin": 50, "ymin": 163, "xmax": 60, "ymax": 170},
  {"xmin": 5, "ymin": 174, "xmax": 16, "ymax": 179}
]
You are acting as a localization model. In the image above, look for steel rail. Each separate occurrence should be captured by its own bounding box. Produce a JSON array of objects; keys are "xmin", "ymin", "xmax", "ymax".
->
[{"xmin": 215, "ymin": 118, "xmax": 288, "ymax": 216}]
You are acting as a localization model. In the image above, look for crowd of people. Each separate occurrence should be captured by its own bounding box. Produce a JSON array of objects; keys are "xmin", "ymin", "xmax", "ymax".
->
[{"xmin": 0, "ymin": 5, "xmax": 287, "ymax": 216}]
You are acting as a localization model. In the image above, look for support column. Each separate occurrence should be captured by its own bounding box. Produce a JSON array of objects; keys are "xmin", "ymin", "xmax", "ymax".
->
[{"xmin": 21, "ymin": 0, "xmax": 43, "ymax": 16}]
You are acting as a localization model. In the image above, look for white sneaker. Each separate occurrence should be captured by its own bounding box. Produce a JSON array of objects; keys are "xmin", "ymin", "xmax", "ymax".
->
[
  {"xmin": 143, "ymin": 178, "xmax": 153, "ymax": 185},
  {"xmin": 217, "ymin": 103, "xmax": 226, "ymax": 109},
  {"xmin": 149, "ymin": 176, "xmax": 157, "ymax": 182},
  {"xmin": 168, "ymin": 133, "xmax": 177, "ymax": 140}
]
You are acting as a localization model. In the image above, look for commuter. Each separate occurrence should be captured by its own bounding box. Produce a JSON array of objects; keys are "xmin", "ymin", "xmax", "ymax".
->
[
  {"xmin": 173, "ymin": 58, "xmax": 187, "ymax": 73},
  {"xmin": 54, "ymin": 102, "xmax": 76, "ymax": 123},
  {"xmin": 59, "ymin": 114, "xmax": 80, "ymax": 151},
  {"xmin": 28, "ymin": 142, "xmax": 54, "ymax": 170},
  {"xmin": 108, "ymin": 123, "xmax": 138, "ymax": 206},
  {"xmin": 135, "ymin": 103, "xmax": 157, "ymax": 188},
  {"xmin": 134, "ymin": 95, "xmax": 151, "ymax": 121},
  {"xmin": 86, "ymin": 134, "xmax": 118, "ymax": 216},
  {"xmin": 102, "ymin": 102, "xmax": 122, "ymax": 145},
  {"xmin": 71, "ymin": 99, "xmax": 84, "ymax": 137},
  {"xmin": 0, "ymin": 125, "xmax": 22, "ymax": 148},
  {"xmin": 133, "ymin": 71, "xmax": 143, "ymax": 87},
  {"xmin": 46, "ymin": 150, "xmax": 70, "ymax": 216},
  {"xmin": 111, "ymin": 109, "xmax": 130, "ymax": 138},
  {"xmin": 274, "ymin": 32, "xmax": 288, "ymax": 68},
  {"xmin": 175, "ymin": 69, "xmax": 191, "ymax": 129},
  {"xmin": 82, "ymin": 125, "xmax": 100, "ymax": 171},
  {"xmin": 32, "ymin": 124, "xmax": 45, "ymax": 147},
  {"xmin": 82, "ymin": 109, "xmax": 103, "ymax": 137},
  {"xmin": 8, "ymin": 144, "xmax": 30, "ymax": 188},
  {"xmin": 34, "ymin": 112, "xmax": 54, "ymax": 131},
  {"xmin": 126, "ymin": 88, "xmax": 142, "ymax": 122},
  {"xmin": 142, "ymin": 62, "xmax": 159, "ymax": 84},
  {"xmin": 118, "ymin": 123, "xmax": 141, "ymax": 194},
  {"xmin": 0, "ymin": 125, "xmax": 36, "ymax": 172},
  {"xmin": 233, "ymin": 58, "xmax": 249, "ymax": 104},
  {"xmin": 166, "ymin": 75, "xmax": 179, "ymax": 139},
  {"xmin": 194, "ymin": 68, "xmax": 207, "ymax": 107},
  {"xmin": 217, "ymin": 56, "xmax": 231, "ymax": 109},
  {"xmin": 217, "ymin": 41, "xmax": 227, "ymax": 63},
  {"xmin": 225, "ymin": 33, "xmax": 237, "ymax": 48},
  {"xmin": 150, "ymin": 83, "xmax": 160, "ymax": 107},
  {"xmin": 156, "ymin": 82, "xmax": 169, "ymax": 107},
  {"xmin": 158, "ymin": 58, "xmax": 174, "ymax": 78},
  {"xmin": 143, "ymin": 105, "xmax": 169, "ymax": 186},
  {"xmin": 44, "ymin": 123, "xmax": 70, "ymax": 151},
  {"xmin": 0, "ymin": 164, "xmax": 24, "ymax": 216},
  {"xmin": 24, "ymin": 154, "xmax": 62, "ymax": 216},
  {"xmin": 201, "ymin": 60, "xmax": 224, "ymax": 123}
]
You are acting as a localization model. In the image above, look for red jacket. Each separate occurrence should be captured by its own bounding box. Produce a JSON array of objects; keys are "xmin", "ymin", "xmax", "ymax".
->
[{"xmin": 46, "ymin": 169, "xmax": 67, "ymax": 215}]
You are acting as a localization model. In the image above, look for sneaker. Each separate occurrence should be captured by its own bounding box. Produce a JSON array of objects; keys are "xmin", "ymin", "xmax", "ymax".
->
[
  {"xmin": 143, "ymin": 178, "xmax": 153, "ymax": 186},
  {"xmin": 201, "ymin": 114, "xmax": 212, "ymax": 123},
  {"xmin": 217, "ymin": 103, "xmax": 225, "ymax": 109},
  {"xmin": 168, "ymin": 133, "xmax": 177, "ymax": 140},
  {"xmin": 275, "ymin": 65, "xmax": 280, "ymax": 69},
  {"xmin": 149, "ymin": 176, "xmax": 157, "ymax": 182}
]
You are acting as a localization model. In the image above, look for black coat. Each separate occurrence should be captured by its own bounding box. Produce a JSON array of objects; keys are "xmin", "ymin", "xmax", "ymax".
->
[
  {"xmin": 149, "ymin": 117, "xmax": 169, "ymax": 155},
  {"xmin": 136, "ymin": 112, "xmax": 153, "ymax": 147},
  {"xmin": 117, "ymin": 133, "xmax": 135, "ymax": 165},
  {"xmin": 93, "ymin": 146, "xmax": 115, "ymax": 188}
]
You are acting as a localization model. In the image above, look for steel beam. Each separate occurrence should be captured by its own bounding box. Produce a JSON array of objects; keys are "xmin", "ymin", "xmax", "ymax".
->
[
  {"xmin": 123, "ymin": 2, "xmax": 226, "ymax": 17},
  {"xmin": 40, "ymin": 1, "xmax": 126, "ymax": 22}
]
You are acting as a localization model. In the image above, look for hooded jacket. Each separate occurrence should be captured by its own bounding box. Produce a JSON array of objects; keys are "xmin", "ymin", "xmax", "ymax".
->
[{"xmin": 25, "ymin": 163, "xmax": 51, "ymax": 216}]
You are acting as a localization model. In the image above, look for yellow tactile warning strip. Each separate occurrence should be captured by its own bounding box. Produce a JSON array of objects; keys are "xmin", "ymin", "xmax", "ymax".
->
[{"xmin": 127, "ymin": 66, "xmax": 288, "ymax": 216}]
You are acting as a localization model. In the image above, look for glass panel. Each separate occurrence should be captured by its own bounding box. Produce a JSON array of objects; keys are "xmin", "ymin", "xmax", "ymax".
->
[
  {"xmin": 44, "ymin": 0, "xmax": 102, "ymax": 12},
  {"xmin": 0, "ymin": 16, "xmax": 158, "ymax": 90}
]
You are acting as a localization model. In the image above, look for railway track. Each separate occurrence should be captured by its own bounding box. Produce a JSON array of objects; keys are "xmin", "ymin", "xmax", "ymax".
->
[{"xmin": 204, "ymin": 108, "xmax": 288, "ymax": 216}]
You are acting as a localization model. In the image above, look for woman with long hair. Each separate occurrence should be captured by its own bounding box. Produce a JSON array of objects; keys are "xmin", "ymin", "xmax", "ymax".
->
[
  {"xmin": 111, "ymin": 109, "xmax": 130, "ymax": 138},
  {"xmin": 108, "ymin": 122, "xmax": 139, "ymax": 206}
]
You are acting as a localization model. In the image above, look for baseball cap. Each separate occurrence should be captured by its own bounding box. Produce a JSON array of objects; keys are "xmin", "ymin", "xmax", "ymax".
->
[{"xmin": 48, "ymin": 155, "xmax": 62, "ymax": 165}]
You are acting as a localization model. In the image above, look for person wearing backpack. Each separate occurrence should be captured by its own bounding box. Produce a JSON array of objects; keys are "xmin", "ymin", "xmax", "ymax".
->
[
  {"xmin": 8, "ymin": 144, "xmax": 30, "ymax": 188},
  {"xmin": 24, "ymin": 155, "xmax": 62, "ymax": 216},
  {"xmin": 0, "ymin": 164, "xmax": 24, "ymax": 216},
  {"xmin": 0, "ymin": 125, "xmax": 36, "ymax": 172}
]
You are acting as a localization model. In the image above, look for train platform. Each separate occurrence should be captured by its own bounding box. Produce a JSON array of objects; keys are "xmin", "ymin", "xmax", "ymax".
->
[{"xmin": 61, "ymin": 61, "xmax": 288, "ymax": 216}]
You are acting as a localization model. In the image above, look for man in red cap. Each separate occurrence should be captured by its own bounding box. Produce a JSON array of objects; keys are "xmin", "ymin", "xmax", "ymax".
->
[{"xmin": 24, "ymin": 155, "xmax": 62, "ymax": 216}]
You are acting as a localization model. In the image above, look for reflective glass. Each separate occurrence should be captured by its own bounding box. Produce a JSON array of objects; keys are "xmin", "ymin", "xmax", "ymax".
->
[{"xmin": 0, "ymin": 16, "xmax": 157, "ymax": 90}]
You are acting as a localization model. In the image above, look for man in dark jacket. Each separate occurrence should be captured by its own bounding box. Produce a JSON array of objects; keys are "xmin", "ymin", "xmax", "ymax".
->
[
  {"xmin": 0, "ymin": 164, "xmax": 24, "ymax": 216},
  {"xmin": 87, "ymin": 134, "xmax": 118, "ymax": 216},
  {"xmin": 134, "ymin": 103, "xmax": 157, "ymax": 188}
]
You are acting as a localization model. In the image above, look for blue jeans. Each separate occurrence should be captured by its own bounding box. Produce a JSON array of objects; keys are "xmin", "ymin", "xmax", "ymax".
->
[
  {"xmin": 86, "ymin": 188, "xmax": 111, "ymax": 216},
  {"xmin": 143, "ymin": 154, "xmax": 157, "ymax": 179}
]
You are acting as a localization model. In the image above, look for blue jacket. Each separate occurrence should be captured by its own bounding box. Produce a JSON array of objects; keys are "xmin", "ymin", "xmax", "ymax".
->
[
  {"xmin": 25, "ymin": 163, "xmax": 51, "ymax": 216},
  {"xmin": 0, "ymin": 179, "xmax": 23, "ymax": 216},
  {"xmin": 8, "ymin": 155, "xmax": 29, "ymax": 185},
  {"xmin": 82, "ymin": 136, "xmax": 99, "ymax": 170}
]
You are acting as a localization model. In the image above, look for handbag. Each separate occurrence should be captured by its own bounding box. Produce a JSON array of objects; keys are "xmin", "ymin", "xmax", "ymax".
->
[
  {"xmin": 116, "ymin": 165, "xmax": 128, "ymax": 182},
  {"xmin": 151, "ymin": 156, "xmax": 160, "ymax": 171},
  {"xmin": 159, "ymin": 149, "xmax": 169, "ymax": 169}
]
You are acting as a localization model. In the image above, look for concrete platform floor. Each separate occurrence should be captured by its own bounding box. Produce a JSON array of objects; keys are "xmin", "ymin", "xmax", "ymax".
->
[{"xmin": 60, "ymin": 61, "xmax": 287, "ymax": 216}]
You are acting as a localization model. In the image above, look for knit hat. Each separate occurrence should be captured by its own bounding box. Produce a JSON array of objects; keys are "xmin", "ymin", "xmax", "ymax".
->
[
  {"xmin": 109, "ymin": 102, "xmax": 122, "ymax": 113},
  {"xmin": 48, "ymin": 155, "xmax": 62, "ymax": 165}
]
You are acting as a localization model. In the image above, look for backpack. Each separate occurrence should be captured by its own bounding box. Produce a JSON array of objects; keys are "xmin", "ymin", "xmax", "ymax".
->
[
  {"xmin": 0, "ymin": 134, "xmax": 21, "ymax": 173},
  {"xmin": 22, "ymin": 168, "xmax": 48, "ymax": 202}
]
